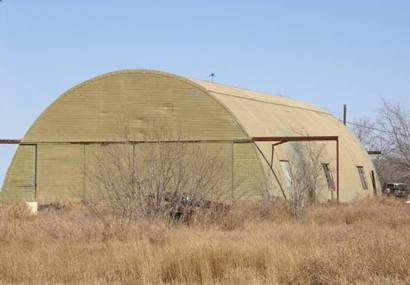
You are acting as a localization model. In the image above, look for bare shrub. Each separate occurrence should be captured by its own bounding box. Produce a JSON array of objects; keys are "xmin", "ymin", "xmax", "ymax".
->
[
  {"xmin": 286, "ymin": 142, "xmax": 326, "ymax": 219},
  {"xmin": 84, "ymin": 137, "xmax": 230, "ymax": 226}
]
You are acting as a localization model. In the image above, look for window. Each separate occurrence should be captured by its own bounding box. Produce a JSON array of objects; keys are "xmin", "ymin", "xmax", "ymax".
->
[
  {"xmin": 280, "ymin": 160, "xmax": 293, "ymax": 187},
  {"xmin": 370, "ymin": 170, "xmax": 377, "ymax": 195},
  {"xmin": 322, "ymin": 163, "xmax": 335, "ymax": 190},
  {"xmin": 357, "ymin": 166, "xmax": 368, "ymax": 190}
]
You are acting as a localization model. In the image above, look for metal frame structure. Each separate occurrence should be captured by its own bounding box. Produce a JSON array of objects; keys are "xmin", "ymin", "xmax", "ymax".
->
[{"xmin": 251, "ymin": 136, "xmax": 340, "ymax": 203}]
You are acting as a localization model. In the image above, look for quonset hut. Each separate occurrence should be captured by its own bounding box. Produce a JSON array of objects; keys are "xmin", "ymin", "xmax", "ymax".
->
[{"xmin": 0, "ymin": 70, "xmax": 380, "ymax": 203}]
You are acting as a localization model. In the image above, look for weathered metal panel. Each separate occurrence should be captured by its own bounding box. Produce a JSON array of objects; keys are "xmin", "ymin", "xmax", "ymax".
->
[
  {"xmin": 233, "ymin": 143, "xmax": 266, "ymax": 199},
  {"xmin": 36, "ymin": 144, "xmax": 84, "ymax": 201},
  {"xmin": 1, "ymin": 145, "xmax": 35, "ymax": 201},
  {"xmin": 23, "ymin": 72, "xmax": 247, "ymax": 143}
]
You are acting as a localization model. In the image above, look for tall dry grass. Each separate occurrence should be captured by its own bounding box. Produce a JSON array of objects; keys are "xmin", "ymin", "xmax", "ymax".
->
[{"xmin": 0, "ymin": 198, "xmax": 409, "ymax": 284}]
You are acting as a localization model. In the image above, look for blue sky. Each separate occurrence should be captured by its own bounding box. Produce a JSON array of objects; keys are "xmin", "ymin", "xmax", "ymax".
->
[{"xmin": 1, "ymin": 1, "xmax": 410, "ymax": 185}]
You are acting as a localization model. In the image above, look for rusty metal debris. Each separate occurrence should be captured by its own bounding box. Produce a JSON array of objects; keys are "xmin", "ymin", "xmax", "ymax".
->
[{"xmin": 146, "ymin": 192, "xmax": 231, "ymax": 224}]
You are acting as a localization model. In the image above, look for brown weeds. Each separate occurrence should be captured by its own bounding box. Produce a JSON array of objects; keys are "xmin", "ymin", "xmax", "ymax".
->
[{"xmin": 0, "ymin": 198, "xmax": 409, "ymax": 284}]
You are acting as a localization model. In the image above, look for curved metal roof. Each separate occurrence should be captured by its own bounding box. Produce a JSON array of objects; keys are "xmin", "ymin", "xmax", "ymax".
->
[{"xmin": 7, "ymin": 70, "xmax": 379, "ymax": 202}]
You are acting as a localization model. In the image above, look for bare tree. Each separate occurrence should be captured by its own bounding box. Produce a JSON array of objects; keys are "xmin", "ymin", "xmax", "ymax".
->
[
  {"xmin": 352, "ymin": 101, "xmax": 410, "ymax": 186},
  {"xmin": 351, "ymin": 118, "xmax": 384, "ymax": 151},
  {"xmin": 378, "ymin": 102, "xmax": 410, "ymax": 181}
]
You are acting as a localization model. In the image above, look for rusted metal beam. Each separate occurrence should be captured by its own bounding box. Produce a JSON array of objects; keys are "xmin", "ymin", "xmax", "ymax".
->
[
  {"xmin": 253, "ymin": 142, "xmax": 287, "ymax": 200},
  {"xmin": 18, "ymin": 137, "xmax": 341, "ymax": 144},
  {"xmin": 48, "ymin": 139, "xmax": 253, "ymax": 144},
  {"xmin": 336, "ymin": 137, "xmax": 340, "ymax": 204},
  {"xmin": 253, "ymin": 135, "xmax": 340, "ymax": 204},
  {"xmin": 0, "ymin": 139, "xmax": 21, "ymax": 144},
  {"xmin": 270, "ymin": 141, "xmax": 288, "ymax": 168},
  {"xmin": 252, "ymin": 136, "xmax": 338, "ymax": 142}
]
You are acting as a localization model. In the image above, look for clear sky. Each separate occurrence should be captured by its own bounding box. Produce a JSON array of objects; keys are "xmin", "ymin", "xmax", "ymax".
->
[{"xmin": 1, "ymin": 1, "xmax": 410, "ymax": 186}]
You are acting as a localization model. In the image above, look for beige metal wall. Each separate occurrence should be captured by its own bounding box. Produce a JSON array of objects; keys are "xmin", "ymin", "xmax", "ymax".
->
[
  {"xmin": 36, "ymin": 144, "xmax": 85, "ymax": 201},
  {"xmin": 2, "ymin": 142, "xmax": 236, "ymax": 202},
  {"xmin": 233, "ymin": 143, "xmax": 268, "ymax": 199},
  {"xmin": 1, "ymin": 145, "xmax": 36, "ymax": 201}
]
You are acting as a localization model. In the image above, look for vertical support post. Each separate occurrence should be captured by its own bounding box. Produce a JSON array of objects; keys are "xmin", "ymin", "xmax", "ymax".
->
[
  {"xmin": 270, "ymin": 144, "xmax": 274, "ymax": 167},
  {"xmin": 34, "ymin": 144, "xmax": 38, "ymax": 201},
  {"xmin": 131, "ymin": 143, "xmax": 136, "ymax": 195},
  {"xmin": 231, "ymin": 142, "xmax": 234, "ymax": 200},
  {"xmin": 83, "ymin": 144, "xmax": 86, "ymax": 199},
  {"xmin": 343, "ymin": 104, "xmax": 347, "ymax": 126},
  {"xmin": 132, "ymin": 143, "xmax": 135, "ymax": 169},
  {"xmin": 336, "ymin": 137, "xmax": 340, "ymax": 204},
  {"xmin": 253, "ymin": 142, "xmax": 287, "ymax": 200}
]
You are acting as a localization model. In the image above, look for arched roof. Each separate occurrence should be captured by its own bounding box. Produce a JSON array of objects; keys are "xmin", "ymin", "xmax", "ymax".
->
[
  {"xmin": 20, "ymin": 68, "xmax": 372, "ymax": 173},
  {"xmin": 21, "ymin": 69, "xmax": 361, "ymax": 146},
  {"xmin": 21, "ymin": 70, "xmax": 248, "ymax": 143},
  {"xmin": 192, "ymin": 78, "xmax": 369, "ymax": 162}
]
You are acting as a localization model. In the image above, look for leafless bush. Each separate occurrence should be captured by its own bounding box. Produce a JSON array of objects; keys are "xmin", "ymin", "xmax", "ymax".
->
[
  {"xmin": 84, "ymin": 135, "xmax": 230, "ymax": 226},
  {"xmin": 286, "ymin": 142, "xmax": 326, "ymax": 219}
]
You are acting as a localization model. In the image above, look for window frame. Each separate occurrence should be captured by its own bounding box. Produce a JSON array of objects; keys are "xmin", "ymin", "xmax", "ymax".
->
[
  {"xmin": 356, "ymin": 166, "xmax": 368, "ymax": 190},
  {"xmin": 321, "ymin": 163, "xmax": 335, "ymax": 190}
]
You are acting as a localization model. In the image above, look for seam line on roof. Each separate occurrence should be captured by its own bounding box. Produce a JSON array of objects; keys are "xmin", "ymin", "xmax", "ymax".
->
[{"xmin": 209, "ymin": 90, "xmax": 330, "ymax": 115}]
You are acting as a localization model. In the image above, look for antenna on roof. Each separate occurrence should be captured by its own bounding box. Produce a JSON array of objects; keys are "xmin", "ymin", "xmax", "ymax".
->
[{"xmin": 208, "ymin": 73, "xmax": 216, "ymax": 82}]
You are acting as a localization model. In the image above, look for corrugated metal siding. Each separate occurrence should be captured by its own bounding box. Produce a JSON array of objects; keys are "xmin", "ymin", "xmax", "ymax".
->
[
  {"xmin": 0, "ymin": 145, "xmax": 35, "ymax": 201},
  {"xmin": 233, "ymin": 143, "xmax": 267, "ymax": 199},
  {"xmin": 36, "ymin": 144, "xmax": 84, "ymax": 201},
  {"xmin": 191, "ymin": 80, "xmax": 326, "ymax": 114},
  {"xmin": 23, "ymin": 72, "xmax": 247, "ymax": 143},
  {"xmin": 2, "ymin": 142, "xmax": 237, "ymax": 202}
]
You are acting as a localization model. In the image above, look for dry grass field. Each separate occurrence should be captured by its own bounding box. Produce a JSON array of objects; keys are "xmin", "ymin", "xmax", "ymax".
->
[{"xmin": 0, "ymin": 198, "xmax": 409, "ymax": 284}]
